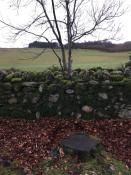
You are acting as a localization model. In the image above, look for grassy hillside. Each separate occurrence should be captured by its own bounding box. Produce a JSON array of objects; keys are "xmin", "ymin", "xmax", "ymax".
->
[{"xmin": 0, "ymin": 48, "xmax": 130, "ymax": 71}]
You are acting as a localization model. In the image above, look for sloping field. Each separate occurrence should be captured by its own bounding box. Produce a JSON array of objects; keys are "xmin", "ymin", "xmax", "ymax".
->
[{"xmin": 0, "ymin": 48, "xmax": 130, "ymax": 71}]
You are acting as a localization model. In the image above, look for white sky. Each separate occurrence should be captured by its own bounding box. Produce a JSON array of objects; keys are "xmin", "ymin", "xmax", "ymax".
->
[{"xmin": 0, "ymin": 0, "xmax": 131, "ymax": 48}]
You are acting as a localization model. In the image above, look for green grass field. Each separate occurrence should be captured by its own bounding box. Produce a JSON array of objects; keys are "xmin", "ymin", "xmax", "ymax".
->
[{"xmin": 0, "ymin": 48, "xmax": 130, "ymax": 71}]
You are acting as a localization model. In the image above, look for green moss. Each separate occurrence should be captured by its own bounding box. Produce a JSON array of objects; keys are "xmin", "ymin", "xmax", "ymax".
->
[
  {"xmin": 5, "ymin": 73, "xmax": 15, "ymax": 81},
  {"xmin": 47, "ymin": 84, "xmax": 60, "ymax": 93},
  {"xmin": 110, "ymin": 77, "xmax": 131, "ymax": 86},
  {"xmin": 11, "ymin": 78, "xmax": 23, "ymax": 83},
  {"xmin": 60, "ymin": 79, "xmax": 72, "ymax": 86},
  {"xmin": 121, "ymin": 77, "xmax": 131, "ymax": 83},
  {"xmin": 75, "ymin": 83, "xmax": 86, "ymax": 93},
  {"xmin": 111, "ymin": 160, "xmax": 131, "ymax": 174},
  {"xmin": 32, "ymin": 150, "xmax": 131, "ymax": 175},
  {"xmin": 54, "ymin": 74, "xmax": 63, "ymax": 80},
  {"xmin": 91, "ymin": 67, "xmax": 103, "ymax": 71},
  {"xmin": 0, "ymin": 165, "xmax": 24, "ymax": 175},
  {"xmin": 110, "ymin": 74, "xmax": 124, "ymax": 82},
  {"xmin": 125, "ymin": 61, "xmax": 131, "ymax": 67}
]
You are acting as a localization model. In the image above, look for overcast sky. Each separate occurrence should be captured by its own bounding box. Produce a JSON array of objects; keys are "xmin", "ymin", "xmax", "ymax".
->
[{"xmin": 0, "ymin": 0, "xmax": 131, "ymax": 48}]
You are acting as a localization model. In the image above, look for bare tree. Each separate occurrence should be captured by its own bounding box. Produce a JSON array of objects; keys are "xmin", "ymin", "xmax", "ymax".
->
[{"xmin": 0, "ymin": 0, "xmax": 125, "ymax": 78}]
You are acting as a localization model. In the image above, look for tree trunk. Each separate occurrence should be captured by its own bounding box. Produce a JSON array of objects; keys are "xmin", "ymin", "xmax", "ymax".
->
[
  {"xmin": 66, "ymin": 0, "xmax": 72, "ymax": 79},
  {"xmin": 61, "ymin": 47, "xmax": 67, "ymax": 72},
  {"xmin": 67, "ymin": 46, "xmax": 72, "ymax": 79}
]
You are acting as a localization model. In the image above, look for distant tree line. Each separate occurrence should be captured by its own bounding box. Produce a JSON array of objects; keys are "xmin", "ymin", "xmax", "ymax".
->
[
  {"xmin": 28, "ymin": 41, "xmax": 131, "ymax": 52},
  {"xmin": 28, "ymin": 41, "xmax": 58, "ymax": 48}
]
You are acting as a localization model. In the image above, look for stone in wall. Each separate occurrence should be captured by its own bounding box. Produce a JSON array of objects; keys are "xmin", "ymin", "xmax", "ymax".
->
[
  {"xmin": 119, "ymin": 105, "xmax": 131, "ymax": 118},
  {"xmin": 95, "ymin": 69, "xmax": 110, "ymax": 80},
  {"xmin": 89, "ymin": 80, "xmax": 98, "ymax": 85},
  {"xmin": 49, "ymin": 94, "xmax": 59, "ymax": 103},
  {"xmin": 38, "ymin": 84, "xmax": 44, "ymax": 93},
  {"xmin": 36, "ymin": 111, "xmax": 40, "ymax": 119},
  {"xmin": 124, "ymin": 68, "xmax": 131, "ymax": 76},
  {"xmin": 8, "ymin": 97, "xmax": 17, "ymax": 104},
  {"xmin": 76, "ymin": 113, "xmax": 82, "ymax": 119},
  {"xmin": 111, "ymin": 70, "xmax": 123, "ymax": 75},
  {"xmin": 66, "ymin": 89, "xmax": 74, "ymax": 94},
  {"xmin": 0, "ymin": 70, "xmax": 7, "ymax": 81},
  {"xmin": 98, "ymin": 93, "xmax": 108, "ymax": 100},
  {"xmin": 32, "ymin": 96, "xmax": 40, "ymax": 104},
  {"xmin": 2, "ymin": 83, "xmax": 12, "ymax": 90},
  {"xmin": 82, "ymin": 105, "xmax": 93, "ymax": 113},
  {"xmin": 102, "ymin": 80, "xmax": 110, "ymax": 84},
  {"xmin": 22, "ymin": 82, "xmax": 38, "ymax": 87}
]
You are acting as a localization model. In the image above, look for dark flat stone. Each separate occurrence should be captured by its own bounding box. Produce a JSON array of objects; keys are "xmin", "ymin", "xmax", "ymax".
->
[{"xmin": 61, "ymin": 133, "xmax": 100, "ymax": 152}]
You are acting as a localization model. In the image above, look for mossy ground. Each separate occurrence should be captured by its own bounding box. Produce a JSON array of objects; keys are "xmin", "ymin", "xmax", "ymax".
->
[{"xmin": 0, "ymin": 150, "xmax": 130, "ymax": 175}]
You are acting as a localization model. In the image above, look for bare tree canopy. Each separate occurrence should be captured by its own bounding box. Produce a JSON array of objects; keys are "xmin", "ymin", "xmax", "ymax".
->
[{"xmin": 0, "ymin": 0, "xmax": 125, "ymax": 77}]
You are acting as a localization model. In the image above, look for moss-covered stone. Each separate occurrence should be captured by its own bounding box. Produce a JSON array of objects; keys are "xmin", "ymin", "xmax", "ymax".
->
[
  {"xmin": 11, "ymin": 78, "xmax": 23, "ymax": 83},
  {"xmin": 5, "ymin": 73, "xmax": 15, "ymax": 81},
  {"xmin": 47, "ymin": 83, "xmax": 60, "ymax": 93},
  {"xmin": 110, "ymin": 74, "xmax": 124, "ymax": 81}
]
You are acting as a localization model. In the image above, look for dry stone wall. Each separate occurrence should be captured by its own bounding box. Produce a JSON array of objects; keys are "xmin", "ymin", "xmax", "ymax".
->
[
  {"xmin": 0, "ymin": 80, "xmax": 130, "ymax": 119},
  {"xmin": 0, "ymin": 67, "xmax": 131, "ymax": 119}
]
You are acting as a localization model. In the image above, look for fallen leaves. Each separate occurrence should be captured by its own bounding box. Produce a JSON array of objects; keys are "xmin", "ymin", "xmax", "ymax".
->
[
  {"xmin": 0, "ymin": 117, "xmax": 130, "ymax": 173},
  {"xmin": 127, "ymin": 128, "xmax": 131, "ymax": 134}
]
